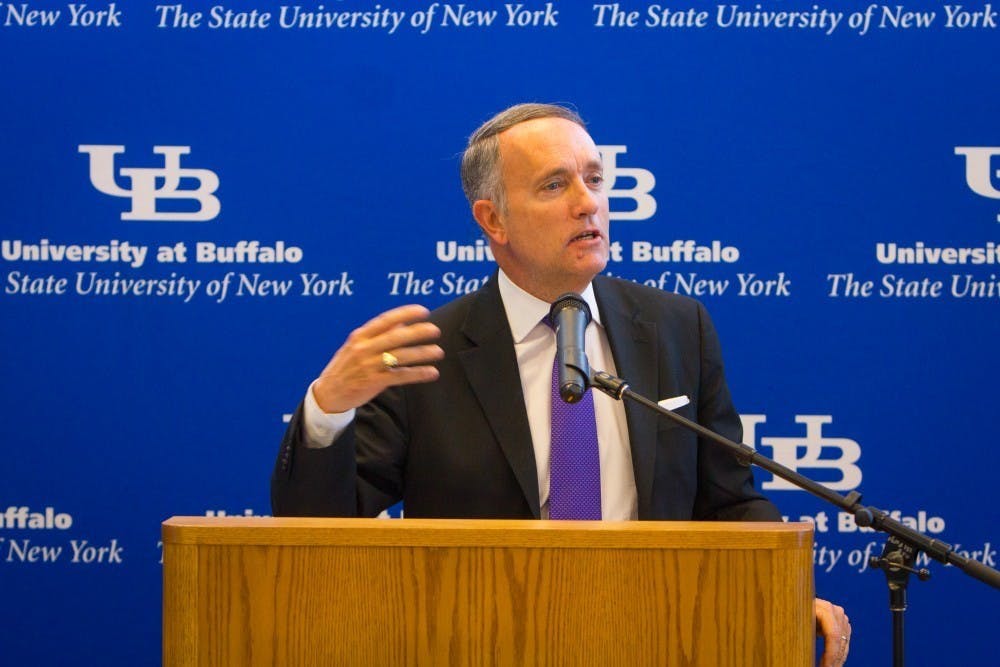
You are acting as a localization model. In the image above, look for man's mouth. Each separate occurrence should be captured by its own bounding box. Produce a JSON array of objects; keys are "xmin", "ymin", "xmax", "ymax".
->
[{"xmin": 571, "ymin": 231, "xmax": 601, "ymax": 243}]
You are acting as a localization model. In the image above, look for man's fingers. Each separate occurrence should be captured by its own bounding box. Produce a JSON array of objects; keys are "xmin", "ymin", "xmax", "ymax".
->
[
  {"xmin": 376, "ymin": 344, "xmax": 444, "ymax": 387},
  {"xmin": 374, "ymin": 321, "xmax": 442, "ymax": 352},
  {"xmin": 814, "ymin": 598, "xmax": 850, "ymax": 667},
  {"xmin": 382, "ymin": 365, "xmax": 441, "ymax": 385},
  {"xmin": 380, "ymin": 344, "xmax": 445, "ymax": 369},
  {"xmin": 353, "ymin": 304, "xmax": 433, "ymax": 339}
]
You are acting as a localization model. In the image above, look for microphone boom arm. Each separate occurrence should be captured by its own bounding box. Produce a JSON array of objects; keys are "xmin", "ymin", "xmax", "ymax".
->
[{"xmin": 590, "ymin": 370, "xmax": 1000, "ymax": 591}]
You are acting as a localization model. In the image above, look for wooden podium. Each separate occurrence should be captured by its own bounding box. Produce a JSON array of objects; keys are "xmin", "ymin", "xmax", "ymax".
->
[{"xmin": 162, "ymin": 517, "xmax": 813, "ymax": 666}]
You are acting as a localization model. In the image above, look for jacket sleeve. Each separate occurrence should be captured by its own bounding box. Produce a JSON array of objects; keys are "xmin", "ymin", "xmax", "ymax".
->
[
  {"xmin": 270, "ymin": 388, "xmax": 409, "ymax": 518},
  {"xmin": 691, "ymin": 302, "xmax": 783, "ymax": 522},
  {"xmin": 270, "ymin": 403, "xmax": 360, "ymax": 516}
]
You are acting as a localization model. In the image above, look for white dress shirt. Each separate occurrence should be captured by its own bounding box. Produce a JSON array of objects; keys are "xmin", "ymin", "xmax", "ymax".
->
[{"xmin": 301, "ymin": 269, "xmax": 638, "ymax": 520}]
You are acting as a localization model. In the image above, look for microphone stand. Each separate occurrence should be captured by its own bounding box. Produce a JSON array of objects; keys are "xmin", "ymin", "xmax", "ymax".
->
[{"xmin": 588, "ymin": 369, "xmax": 1000, "ymax": 667}]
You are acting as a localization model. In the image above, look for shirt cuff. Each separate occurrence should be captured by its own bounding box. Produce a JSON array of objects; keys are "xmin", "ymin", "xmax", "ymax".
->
[{"xmin": 302, "ymin": 379, "xmax": 355, "ymax": 449}]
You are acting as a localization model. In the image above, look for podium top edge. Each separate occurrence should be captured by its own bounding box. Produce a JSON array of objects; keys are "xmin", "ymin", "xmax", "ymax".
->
[{"xmin": 162, "ymin": 517, "xmax": 812, "ymax": 549}]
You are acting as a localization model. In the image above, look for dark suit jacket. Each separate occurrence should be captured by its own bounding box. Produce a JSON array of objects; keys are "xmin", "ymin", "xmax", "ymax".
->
[{"xmin": 272, "ymin": 274, "xmax": 780, "ymax": 522}]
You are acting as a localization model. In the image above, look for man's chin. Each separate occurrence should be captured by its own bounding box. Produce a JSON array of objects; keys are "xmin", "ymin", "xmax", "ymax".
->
[
  {"xmin": 564, "ymin": 257, "xmax": 609, "ymax": 288},
  {"xmin": 579, "ymin": 254, "xmax": 609, "ymax": 276}
]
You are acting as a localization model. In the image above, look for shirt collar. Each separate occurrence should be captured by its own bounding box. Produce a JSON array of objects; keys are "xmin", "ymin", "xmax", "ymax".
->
[{"xmin": 497, "ymin": 269, "xmax": 602, "ymax": 344}]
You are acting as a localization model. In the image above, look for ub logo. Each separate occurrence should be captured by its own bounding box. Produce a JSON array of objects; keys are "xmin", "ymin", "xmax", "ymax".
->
[
  {"xmin": 954, "ymin": 146, "xmax": 1000, "ymax": 221},
  {"xmin": 596, "ymin": 145, "xmax": 656, "ymax": 221},
  {"xmin": 740, "ymin": 414, "xmax": 862, "ymax": 491},
  {"xmin": 78, "ymin": 145, "xmax": 220, "ymax": 221}
]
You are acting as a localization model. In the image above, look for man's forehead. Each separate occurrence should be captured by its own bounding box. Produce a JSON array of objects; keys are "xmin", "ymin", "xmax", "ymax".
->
[{"xmin": 497, "ymin": 117, "xmax": 601, "ymax": 167}]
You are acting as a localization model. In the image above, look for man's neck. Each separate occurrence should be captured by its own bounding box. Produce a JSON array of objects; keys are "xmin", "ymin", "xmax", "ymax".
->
[
  {"xmin": 497, "ymin": 269, "xmax": 601, "ymax": 344},
  {"xmin": 495, "ymin": 268, "xmax": 594, "ymax": 304}
]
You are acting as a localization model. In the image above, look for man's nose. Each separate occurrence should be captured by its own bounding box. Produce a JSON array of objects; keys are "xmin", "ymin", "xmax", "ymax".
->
[{"xmin": 571, "ymin": 179, "xmax": 601, "ymax": 217}]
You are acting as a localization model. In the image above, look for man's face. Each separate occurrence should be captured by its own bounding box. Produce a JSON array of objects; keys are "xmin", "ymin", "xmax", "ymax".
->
[{"xmin": 478, "ymin": 117, "xmax": 610, "ymax": 302}]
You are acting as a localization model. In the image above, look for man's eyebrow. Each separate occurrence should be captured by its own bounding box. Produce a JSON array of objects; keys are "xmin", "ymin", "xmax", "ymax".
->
[
  {"xmin": 537, "ymin": 166, "xmax": 572, "ymax": 182},
  {"xmin": 536, "ymin": 160, "xmax": 604, "ymax": 183}
]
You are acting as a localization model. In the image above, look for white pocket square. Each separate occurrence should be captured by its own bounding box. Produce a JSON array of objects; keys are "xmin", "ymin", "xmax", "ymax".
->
[{"xmin": 657, "ymin": 395, "xmax": 690, "ymax": 411}]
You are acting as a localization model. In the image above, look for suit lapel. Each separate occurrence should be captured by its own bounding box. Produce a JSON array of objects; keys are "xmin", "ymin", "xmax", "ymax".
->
[
  {"xmin": 594, "ymin": 278, "xmax": 659, "ymax": 518},
  {"xmin": 457, "ymin": 278, "xmax": 541, "ymax": 518}
]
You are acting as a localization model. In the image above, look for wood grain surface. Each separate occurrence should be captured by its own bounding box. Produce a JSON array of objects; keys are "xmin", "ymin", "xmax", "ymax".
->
[{"xmin": 163, "ymin": 518, "xmax": 813, "ymax": 666}]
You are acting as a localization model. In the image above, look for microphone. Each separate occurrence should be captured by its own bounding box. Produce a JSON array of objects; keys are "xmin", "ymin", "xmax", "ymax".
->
[{"xmin": 549, "ymin": 293, "xmax": 592, "ymax": 404}]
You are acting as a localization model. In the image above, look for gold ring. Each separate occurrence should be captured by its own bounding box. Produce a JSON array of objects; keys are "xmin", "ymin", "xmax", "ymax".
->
[{"xmin": 382, "ymin": 352, "xmax": 400, "ymax": 370}]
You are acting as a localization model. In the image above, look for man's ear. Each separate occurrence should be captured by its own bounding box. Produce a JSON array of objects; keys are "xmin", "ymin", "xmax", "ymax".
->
[{"xmin": 472, "ymin": 200, "xmax": 507, "ymax": 245}]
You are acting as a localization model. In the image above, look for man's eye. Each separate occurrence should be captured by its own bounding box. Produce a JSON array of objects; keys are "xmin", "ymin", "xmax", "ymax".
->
[
  {"xmin": 543, "ymin": 181, "xmax": 563, "ymax": 191},
  {"xmin": 588, "ymin": 175, "xmax": 605, "ymax": 187}
]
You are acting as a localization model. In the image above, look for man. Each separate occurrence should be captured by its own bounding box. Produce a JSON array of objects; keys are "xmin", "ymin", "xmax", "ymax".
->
[{"xmin": 272, "ymin": 103, "xmax": 851, "ymax": 666}]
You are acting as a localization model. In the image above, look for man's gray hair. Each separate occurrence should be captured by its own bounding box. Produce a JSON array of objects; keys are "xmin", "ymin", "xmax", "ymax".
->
[{"xmin": 460, "ymin": 103, "xmax": 586, "ymax": 213}]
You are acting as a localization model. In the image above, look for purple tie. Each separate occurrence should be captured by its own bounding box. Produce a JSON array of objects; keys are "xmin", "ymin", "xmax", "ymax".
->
[{"xmin": 549, "ymin": 332, "xmax": 602, "ymax": 520}]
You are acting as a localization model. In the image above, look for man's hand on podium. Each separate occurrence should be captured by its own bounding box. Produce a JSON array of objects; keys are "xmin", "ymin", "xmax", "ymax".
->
[{"xmin": 815, "ymin": 597, "xmax": 851, "ymax": 666}]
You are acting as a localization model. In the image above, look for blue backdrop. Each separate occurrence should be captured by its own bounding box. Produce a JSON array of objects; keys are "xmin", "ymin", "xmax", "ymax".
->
[{"xmin": 2, "ymin": 1, "xmax": 998, "ymax": 663}]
